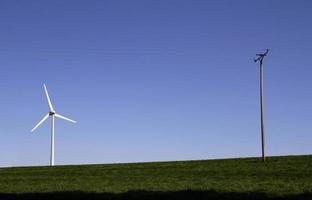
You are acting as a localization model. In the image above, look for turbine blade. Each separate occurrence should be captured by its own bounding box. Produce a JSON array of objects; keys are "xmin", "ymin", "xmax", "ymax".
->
[
  {"xmin": 44, "ymin": 84, "xmax": 54, "ymax": 111},
  {"xmin": 31, "ymin": 113, "xmax": 49, "ymax": 132},
  {"xmin": 55, "ymin": 113, "xmax": 76, "ymax": 123}
]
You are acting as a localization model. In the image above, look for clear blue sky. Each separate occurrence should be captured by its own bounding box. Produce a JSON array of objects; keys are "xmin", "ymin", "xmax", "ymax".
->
[{"xmin": 1, "ymin": 1, "xmax": 312, "ymax": 167}]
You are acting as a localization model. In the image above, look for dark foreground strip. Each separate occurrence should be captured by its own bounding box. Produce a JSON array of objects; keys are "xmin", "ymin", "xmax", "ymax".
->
[{"xmin": 1, "ymin": 190, "xmax": 311, "ymax": 200}]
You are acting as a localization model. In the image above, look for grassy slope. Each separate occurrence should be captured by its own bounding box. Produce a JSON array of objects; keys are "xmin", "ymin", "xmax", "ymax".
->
[{"xmin": 1, "ymin": 155, "xmax": 312, "ymax": 199}]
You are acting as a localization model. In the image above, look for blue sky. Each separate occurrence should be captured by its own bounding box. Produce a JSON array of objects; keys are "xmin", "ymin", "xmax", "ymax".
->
[{"xmin": 0, "ymin": 1, "xmax": 312, "ymax": 167}]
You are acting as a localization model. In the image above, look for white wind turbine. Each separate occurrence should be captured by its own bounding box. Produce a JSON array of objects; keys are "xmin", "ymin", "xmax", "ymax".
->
[{"xmin": 31, "ymin": 84, "xmax": 76, "ymax": 166}]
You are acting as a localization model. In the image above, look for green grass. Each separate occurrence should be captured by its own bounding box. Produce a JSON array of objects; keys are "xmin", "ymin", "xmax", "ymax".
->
[{"xmin": 1, "ymin": 155, "xmax": 312, "ymax": 199}]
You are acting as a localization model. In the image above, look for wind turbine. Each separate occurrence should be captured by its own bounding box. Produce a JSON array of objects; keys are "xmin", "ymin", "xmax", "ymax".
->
[
  {"xmin": 254, "ymin": 49, "xmax": 269, "ymax": 162},
  {"xmin": 31, "ymin": 84, "xmax": 76, "ymax": 166}
]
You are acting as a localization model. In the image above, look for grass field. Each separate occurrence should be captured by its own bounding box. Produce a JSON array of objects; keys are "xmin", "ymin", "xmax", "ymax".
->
[{"xmin": 1, "ymin": 155, "xmax": 312, "ymax": 199}]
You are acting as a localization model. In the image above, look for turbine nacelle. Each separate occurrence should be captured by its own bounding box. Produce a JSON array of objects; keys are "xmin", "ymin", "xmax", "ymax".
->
[
  {"xmin": 254, "ymin": 48, "xmax": 269, "ymax": 63},
  {"xmin": 49, "ymin": 111, "xmax": 56, "ymax": 116}
]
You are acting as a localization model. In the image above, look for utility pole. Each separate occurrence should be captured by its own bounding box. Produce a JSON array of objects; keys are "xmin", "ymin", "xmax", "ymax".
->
[{"xmin": 254, "ymin": 49, "xmax": 269, "ymax": 162}]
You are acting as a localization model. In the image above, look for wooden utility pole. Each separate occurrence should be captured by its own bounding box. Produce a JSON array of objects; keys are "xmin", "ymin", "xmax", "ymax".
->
[{"xmin": 254, "ymin": 49, "xmax": 269, "ymax": 162}]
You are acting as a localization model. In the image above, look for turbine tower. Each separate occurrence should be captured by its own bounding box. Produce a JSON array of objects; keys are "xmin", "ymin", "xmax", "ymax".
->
[
  {"xmin": 254, "ymin": 49, "xmax": 269, "ymax": 162},
  {"xmin": 31, "ymin": 84, "xmax": 76, "ymax": 166}
]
